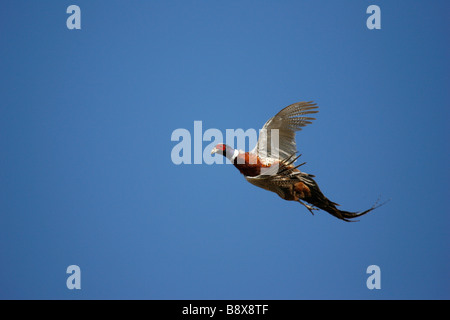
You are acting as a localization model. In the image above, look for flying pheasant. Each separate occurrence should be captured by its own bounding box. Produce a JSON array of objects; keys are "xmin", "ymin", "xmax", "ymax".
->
[{"xmin": 211, "ymin": 101, "xmax": 383, "ymax": 222}]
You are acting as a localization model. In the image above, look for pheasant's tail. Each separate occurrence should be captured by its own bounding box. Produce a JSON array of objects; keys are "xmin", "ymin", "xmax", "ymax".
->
[
  {"xmin": 298, "ymin": 174, "xmax": 389, "ymax": 222},
  {"xmin": 328, "ymin": 198, "xmax": 389, "ymax": 222}
]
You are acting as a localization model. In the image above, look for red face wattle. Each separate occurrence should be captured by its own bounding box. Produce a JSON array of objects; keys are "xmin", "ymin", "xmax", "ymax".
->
[{"xmin": 215, "ymin": 144, "xmax": 226, "ymax": 151}]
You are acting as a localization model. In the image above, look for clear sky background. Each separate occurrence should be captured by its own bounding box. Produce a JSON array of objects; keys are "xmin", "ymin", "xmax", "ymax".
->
[{"xmin": 0, "ymin": 1, "xmax": 448, "ymax": 299}]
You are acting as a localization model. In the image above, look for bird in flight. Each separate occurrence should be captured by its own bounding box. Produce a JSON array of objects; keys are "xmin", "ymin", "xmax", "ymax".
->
[{"xmin": 211, "ymin": 101, "xmax": 384, "ymax": 221}]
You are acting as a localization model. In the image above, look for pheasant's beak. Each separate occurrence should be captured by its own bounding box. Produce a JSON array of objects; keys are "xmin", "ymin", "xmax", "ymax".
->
[{"xmin": 211, "ymin": 147, "xmax": 218, "ymax": 155}]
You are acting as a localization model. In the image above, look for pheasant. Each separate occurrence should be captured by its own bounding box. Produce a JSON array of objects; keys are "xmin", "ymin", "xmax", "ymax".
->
[{"xmin": 211, "ymin": 101, "xmax": 383, "ymax": 222}]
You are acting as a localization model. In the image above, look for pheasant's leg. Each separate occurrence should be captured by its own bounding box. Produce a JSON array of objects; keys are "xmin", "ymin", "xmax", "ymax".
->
[{"xmin": 298, "ymin": 200, "xmax": 318, "ymax": 215}]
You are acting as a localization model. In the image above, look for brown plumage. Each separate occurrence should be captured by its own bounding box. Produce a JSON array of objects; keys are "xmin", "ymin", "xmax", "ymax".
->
[{"xmin": 233, "ymin": 152, "xmax": 272, "ymax": 177}]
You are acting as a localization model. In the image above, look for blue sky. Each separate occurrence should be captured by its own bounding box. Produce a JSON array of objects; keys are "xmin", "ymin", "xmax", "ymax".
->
[{"xmin": 0, "ymin": 1, "xmax": 448, "ymax": 299}]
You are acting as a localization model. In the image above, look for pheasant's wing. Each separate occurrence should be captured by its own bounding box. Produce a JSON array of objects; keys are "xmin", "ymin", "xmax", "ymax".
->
[{"xmin": 250, "ymin": 101, "xmax": 318, "ymax": 162}]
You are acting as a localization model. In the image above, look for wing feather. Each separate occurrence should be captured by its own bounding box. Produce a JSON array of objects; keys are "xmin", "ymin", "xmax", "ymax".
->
[{"xmin": 250, "ymin": 101, "xmax": 318, "ymax": 162}]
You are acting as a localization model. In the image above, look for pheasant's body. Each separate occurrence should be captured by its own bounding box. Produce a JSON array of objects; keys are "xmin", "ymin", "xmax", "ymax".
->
[
  {"xmin": 232, "ymin": 152, "xmax": 271, "ymax": 177},
  {"xmin": 211, "ymin": 101, "xmax": 383, "ymax": 222}
]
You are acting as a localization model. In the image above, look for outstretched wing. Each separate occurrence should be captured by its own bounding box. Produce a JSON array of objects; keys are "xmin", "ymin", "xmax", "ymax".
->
[{"xmin": 250, "ymin": 101, "xmax": 318, "ymax": 162}]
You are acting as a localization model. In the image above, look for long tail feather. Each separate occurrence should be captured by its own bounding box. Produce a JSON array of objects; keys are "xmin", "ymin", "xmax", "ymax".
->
[
  {"xmin": 298, "ymin": 174, "xmax": 388, "ymax": 222},
  {"xmin": 328, "ymin": 199, "xmax": 388, "ymax": 222}
]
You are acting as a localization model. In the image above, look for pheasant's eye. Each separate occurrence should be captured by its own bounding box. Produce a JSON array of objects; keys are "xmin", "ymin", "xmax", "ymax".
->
[{"xmin": 216, "ymin": 144, "xmax": 225, "ymax": 151}]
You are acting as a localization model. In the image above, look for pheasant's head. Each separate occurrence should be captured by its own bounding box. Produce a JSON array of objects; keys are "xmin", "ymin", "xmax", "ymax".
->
[{"xmin": 211, "ymin": 144, "xmax": 235, "ymax": 158}]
